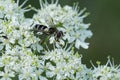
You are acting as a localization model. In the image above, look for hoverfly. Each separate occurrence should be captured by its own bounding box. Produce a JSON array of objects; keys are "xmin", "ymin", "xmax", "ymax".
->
[{"xmin": 32, "ymin": 13, "xmax": 64, "ymax": 42}]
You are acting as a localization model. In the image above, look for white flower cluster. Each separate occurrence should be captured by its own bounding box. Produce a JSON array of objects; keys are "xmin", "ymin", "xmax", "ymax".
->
[
  {"xmin": 92, "ymin": 58, "xmax": 120, "ymax": 80},
  {"xmin": 0, "ymin": 47, "xmax": 46, "ymax": 80},
  {"xmin": 42, "ymin": 48, "xmax": 93, "ymax": 80},
  {"xmin": 0, "ymin": 0, "xmax": 30, "ymax": 22},
  {"xmin": 0, "ymin": 0, "xmax": 43, "ymax": 52},
  {"xmin": 0, "ymin": 0, "xmax": 120, "ymax": 80},
  {"xmin": 33, "ymin": 0, "xmax": 93, "ymax": 49}
]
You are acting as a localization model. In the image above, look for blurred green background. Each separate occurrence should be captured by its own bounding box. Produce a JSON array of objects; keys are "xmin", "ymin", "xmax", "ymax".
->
[{"xmin": 20, "ymin": 0, "xmax": 120, "ymax": 67}]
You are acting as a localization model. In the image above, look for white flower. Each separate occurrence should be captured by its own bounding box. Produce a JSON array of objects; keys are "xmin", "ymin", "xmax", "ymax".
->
[
  {"xmin": 0, "ymin": 67, "xmax": 15, "ymax": 80},
  {"xmin": 0, "ymin": 0, "xmax": 43, "ymax": 52},
  {"xmin": 33, "ymin": 0, "xmax": 92, "ymax": 49},
  {"xmin": 0, "ymin": 0, "xmax": 30, "ymax": 21},
  {"xmin": 1, "ymin": 0, "xmax": 120, "ymax": 80},
  {"xmin": 0, "ymin": 45, "xmax": 46, "ymax": 79},
  {"xmin": 18, "ymin": 66, "xmax": 35, "ymax": 80},
  {"xmin": 42, "ymin": 47, "xmax": 92, "ymax": 79},
  {"xmin": 92, "ymin": 58, "xmax": 120, "ymax": 80},
  {"xmin": 34, "ymin": 68, "xmax": 47, "ymax": 80}
]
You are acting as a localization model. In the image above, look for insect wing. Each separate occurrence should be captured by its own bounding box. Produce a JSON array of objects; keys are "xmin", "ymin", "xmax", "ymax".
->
[{"xmin": 44, "ymin": 13, "xmax": 55, "ymax": 28}]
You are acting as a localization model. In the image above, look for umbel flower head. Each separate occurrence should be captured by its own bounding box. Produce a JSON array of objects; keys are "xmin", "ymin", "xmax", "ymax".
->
[
  {"xmin": 0, "ymin": 0, "xmax": 43, "ymax": 53},
  {"xmin": 33, "ymin": 0, "xmax": 93, "ymax": 49},
  {"xmin": 42, "ymin": 47, "xmax": 93, "ymax": 80},
  {"xmin": 1, "ymin": 0, "xmax": 120, "ymax": 80},
  {"xmin": 91, "ymin": 57, "xmax": 120, "ymax": 80},
  {"xmin": 0, "ymin": 0, "xmax": 30, "ymax": 21},
  {"xmin": 0, "ymin": 46, "xmax": 46, "ymax": 80}
]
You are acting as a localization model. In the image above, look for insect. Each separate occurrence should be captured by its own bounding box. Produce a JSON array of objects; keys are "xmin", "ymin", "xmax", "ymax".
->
[
  {"xmin": 54, "ymin": 30, "xmax": 64, "ymax": 41},
  {"xmin": 33, "ymin": 24, "xmax": 64, "ymax": 41},
  {"xmin": 33, "ymin": 24, "xmax": 48, "ymax": 34},
  {"xmin": 32, "ymin": 13, "xmax": 64, "ymax": 41}
]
